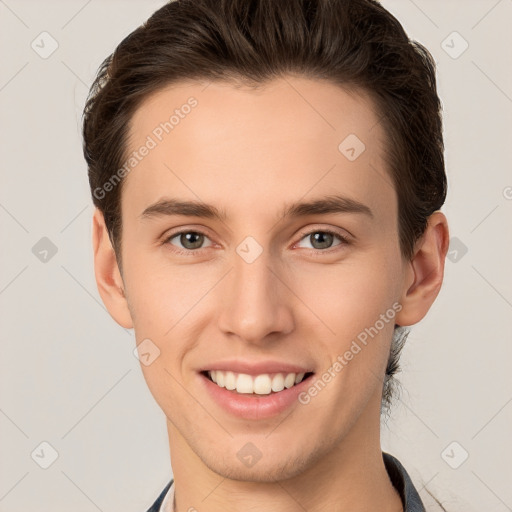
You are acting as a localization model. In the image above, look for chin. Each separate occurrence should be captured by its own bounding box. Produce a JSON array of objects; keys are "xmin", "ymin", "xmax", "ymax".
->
[
  {"xmin": 207, "ymin": 458, "xmax": 309, "ymax": 483},
  {"xmin": 196, "ymin": 441, "xmax": 323, "ymax": 483}
]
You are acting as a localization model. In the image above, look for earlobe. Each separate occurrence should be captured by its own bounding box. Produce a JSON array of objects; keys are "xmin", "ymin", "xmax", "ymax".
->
[
  {"xmin": 394, "ymin": 211, "xmax": 450, "ymax": 327},
  {"xmin": 92, "ymin": 208, "xmax": 134, "ymax": 329}
]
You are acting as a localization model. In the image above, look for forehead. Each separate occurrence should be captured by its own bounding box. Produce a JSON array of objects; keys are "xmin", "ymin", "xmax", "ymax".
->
[{"xmin": 123, "ymin": 76, "xmax": 395, "ymax": 226}]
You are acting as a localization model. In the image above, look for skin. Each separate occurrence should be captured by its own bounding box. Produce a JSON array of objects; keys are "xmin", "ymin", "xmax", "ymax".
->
[{"xmin": 92, "ymin": 76, "xmax": 449, "ymax": 512}]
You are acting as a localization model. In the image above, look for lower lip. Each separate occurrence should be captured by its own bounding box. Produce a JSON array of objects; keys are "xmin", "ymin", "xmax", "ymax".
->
[{"xmin": 199, "ymin": 372, "xmax": 313, "ymax": 420}]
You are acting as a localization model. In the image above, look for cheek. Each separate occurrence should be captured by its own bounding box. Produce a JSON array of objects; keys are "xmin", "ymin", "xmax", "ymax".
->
[
  {"xmin": 297, "ymin": 254, "xmax": 401, "ymax": 339},
  {"xmin": 123, "ymin": 257, "xmax": 217, "ymax": 379},
  {"xmin": 125, "ymin": 242, "xmax": 402, "ymax": 342},
  {"xmin": 123, "ymin": 251, "xmax": 194, "ymax": 332},
  {"xmin": 295, "ymin": 248, "xmax": 403, "ymax": 411},
  {"xmin": 125, "ymin": 263, "xmax": 196, "ymax": 409},
  {"xmin": 124, "ymin": 233, "xmax": 403, "ymax": 343},
  {"xmin": 297, "ymin": 265, "xmax": 400, "ymax": 426}
]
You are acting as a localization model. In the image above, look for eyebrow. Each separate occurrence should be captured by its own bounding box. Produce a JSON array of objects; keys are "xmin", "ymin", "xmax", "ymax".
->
[{"xmin": 139, "ymin": 194, "xmax": 374, "ymax": 222}]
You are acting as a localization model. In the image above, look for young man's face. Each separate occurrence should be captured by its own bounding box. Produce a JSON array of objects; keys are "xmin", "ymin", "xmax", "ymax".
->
[{"xmin": 94, "ymin": 77, "xmax": 440, "ymax": 482}]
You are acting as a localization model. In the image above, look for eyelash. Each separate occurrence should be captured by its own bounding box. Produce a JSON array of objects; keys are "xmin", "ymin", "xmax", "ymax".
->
[{"xmin": 162, "ymin": 228, "xmax": 351, "ymax": 256}]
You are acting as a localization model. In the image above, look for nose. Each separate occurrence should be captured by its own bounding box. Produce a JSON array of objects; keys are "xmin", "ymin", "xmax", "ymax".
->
[{"xmin": 217, "ymin": 247, "xmax": 295, "ymax": 345}]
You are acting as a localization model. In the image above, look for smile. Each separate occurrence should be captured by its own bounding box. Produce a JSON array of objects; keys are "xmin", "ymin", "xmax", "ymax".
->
[{"xmin": 205, "ymin": 370, "xmax": 313, "ymax": 395}]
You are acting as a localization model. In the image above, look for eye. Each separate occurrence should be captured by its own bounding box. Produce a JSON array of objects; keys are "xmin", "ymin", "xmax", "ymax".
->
[
  {"xmin": 162, "ymin": 228, "xmax": 349, "ymax": 255},
  {"xmin": 296, "ymin": 229, "xmax": 349, "ymax": 251},
  {"xmin": 164, "ymin": 230, "xmax": 213, "ymax": 252}
]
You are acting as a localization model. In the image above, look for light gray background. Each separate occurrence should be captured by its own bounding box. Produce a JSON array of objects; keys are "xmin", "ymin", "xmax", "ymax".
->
[{"xmin": 1, "ymin": 0, "xmax": 511, "ymax": 510}]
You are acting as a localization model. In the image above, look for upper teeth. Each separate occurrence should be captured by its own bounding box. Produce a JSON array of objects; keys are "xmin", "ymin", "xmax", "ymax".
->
[{"xmin": 208, "ymin": 370, "xmax": 306, "ymax": 395}]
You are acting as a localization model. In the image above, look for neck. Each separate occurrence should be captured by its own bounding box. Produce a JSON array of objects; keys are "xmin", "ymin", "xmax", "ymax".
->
[{"xmin": 167, "ymin": 391, "xmax": 403, "ymax": 512}]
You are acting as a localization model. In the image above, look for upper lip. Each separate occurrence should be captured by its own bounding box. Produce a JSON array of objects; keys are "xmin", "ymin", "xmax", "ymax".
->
[{"xmin": 199, "ymin": 360, "xmax": 314, "ymax": 376}]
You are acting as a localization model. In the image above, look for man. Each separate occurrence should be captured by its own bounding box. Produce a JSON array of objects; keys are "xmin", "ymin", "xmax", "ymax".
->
[{"xmin": 82, "ymin": 0, "xmax": 450, "ymax": 510}]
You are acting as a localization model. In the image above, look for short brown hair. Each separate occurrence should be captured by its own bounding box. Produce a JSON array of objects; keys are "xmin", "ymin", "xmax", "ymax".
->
[{"xmin": 82, "ymin": 0, "xmax": 447, "ymax": 410}]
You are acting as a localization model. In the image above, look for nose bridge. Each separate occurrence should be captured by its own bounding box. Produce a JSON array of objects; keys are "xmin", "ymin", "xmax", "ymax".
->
[{"xmin": 217, "ymin": 239, "xmax": 293, "ymax": 342}]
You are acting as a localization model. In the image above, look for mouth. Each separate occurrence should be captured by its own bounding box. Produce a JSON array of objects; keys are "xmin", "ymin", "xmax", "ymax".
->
[{"xmin": 201, "ymin": 370, "xmax": 315, "ymax": 395}]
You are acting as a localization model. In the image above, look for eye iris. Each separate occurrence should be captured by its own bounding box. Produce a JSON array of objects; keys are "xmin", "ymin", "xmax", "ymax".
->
[
  {"xmin": 175, "ymin": 232, "xmax": 337, "ymax": 251},
  {"xmin": 310, "ymin": 232, "xmax": 333, "ymax": 249},
  {"xmin": 181, "ymin": 232, "xmax": 204, "ymax": 249}
]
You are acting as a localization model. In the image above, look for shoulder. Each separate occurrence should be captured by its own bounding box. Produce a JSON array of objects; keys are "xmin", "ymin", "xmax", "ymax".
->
[
  {"xmin": 383, "ymin": 453, "xmax": 447, "ymax": 512},
  {"xmin": 145, "ymin": 480, "xmax": 174, "ymax": 512},
  {"xmin": 383, "ymin": 452, "xmax": 426, "ymax": 512}
]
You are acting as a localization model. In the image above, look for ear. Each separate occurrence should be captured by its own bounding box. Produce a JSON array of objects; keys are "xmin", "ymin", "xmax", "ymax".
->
[
  {"xmin": 394, "ymin": 211, "xmax": 450, "ymax": 327},
  {"xmin": 92, "ymin": 208, "xmax": 133, "ymax": 329}
]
